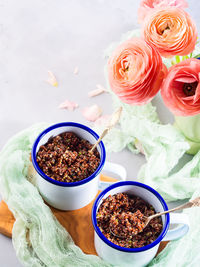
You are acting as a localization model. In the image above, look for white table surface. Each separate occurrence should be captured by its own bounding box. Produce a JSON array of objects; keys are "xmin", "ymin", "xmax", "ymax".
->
[{"xmin": 0, "ymin": 0, "xmax": 199, "ymax": 266}]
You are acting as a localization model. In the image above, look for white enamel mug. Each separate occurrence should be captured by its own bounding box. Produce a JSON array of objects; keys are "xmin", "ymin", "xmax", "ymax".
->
[
  {"xmin": 31, "ymin": 122, "xmax": 126, "ymax": 210},
  {"xmin": 92, "ymin": 181, "xmax": 189, "ymax": 267}
]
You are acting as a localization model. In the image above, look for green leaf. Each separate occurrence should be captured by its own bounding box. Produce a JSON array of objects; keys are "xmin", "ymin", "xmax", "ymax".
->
[
  {"xmin": 182, "ymin": 55, "xmax": 189, "ymax": 61},
  {"xmin": 193, "ymin": 54, "xmax": 200, "ymax": 59},
  {"xmin": 175, "ymin": 55, "xmax": 180, "ymax": 63}
]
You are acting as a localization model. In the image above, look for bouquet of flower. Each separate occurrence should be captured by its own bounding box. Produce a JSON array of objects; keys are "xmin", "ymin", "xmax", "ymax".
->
[{"xmin": 107, "ymin": 0, "xmax": 200, "ymax": 155}]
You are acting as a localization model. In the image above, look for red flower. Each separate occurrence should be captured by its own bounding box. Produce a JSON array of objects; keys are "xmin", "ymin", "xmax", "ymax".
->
[{"xmin": 161, "ymin": 58, "xmax": 200, "ymax": 116}]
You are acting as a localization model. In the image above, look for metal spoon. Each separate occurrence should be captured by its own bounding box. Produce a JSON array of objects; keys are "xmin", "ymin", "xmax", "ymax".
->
[
  {"xmin": 142, "ymin": 196, "xmax": 200, "ymax": 229},
  {"xmin": 89, "ymin": 107, "xmax": 122, "ymax": 153},
  {"xmin": 110, "ymin": 196, "xmax": 200, "ymax": 239}
]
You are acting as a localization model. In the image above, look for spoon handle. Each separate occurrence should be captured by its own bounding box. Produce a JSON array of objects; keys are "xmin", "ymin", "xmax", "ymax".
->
[
  {"xmin": 90, "ymin": 129, "xmax": 109, "ymax": 152},
  {"xmin": 90, "ymin": 107, "xmax": 122, "ymax": 153},
  {"xmin": 149, "ymin": 197, "xmax": 200, "ymax": 220}
]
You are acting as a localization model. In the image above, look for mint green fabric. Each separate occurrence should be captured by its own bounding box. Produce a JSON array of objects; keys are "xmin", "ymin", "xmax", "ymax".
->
[
  {"xmin": 0, "ymin": 124, "xmax": 112, "ymax": 267},
  {"xmin": 95, "ymin": 94, "xmax": 200, "ymax": 203},
  {"xmin": 1, "ymin": 29, "xmax": 200, "ymax": 267},
  {"xmin": 103, "ymin": 29, "xmax": 200, "ymax": 159},
  {"xmin": 97, "ymin": 29, "xmax": 200, "ymax": 266},
  {"xmin": 98, "ymin": 28, "xmax": 200, "ymax": 203},
  {"xmin": 94, "ymin": 97, "xmax": 200, "ymax": 267},
  {"xmin": 0, "ymin": 122, "xmax": 200, "ymax": 267},
  {"xmin": 149, "ymin": 190, "xmax": 200, "ymax": 267}
]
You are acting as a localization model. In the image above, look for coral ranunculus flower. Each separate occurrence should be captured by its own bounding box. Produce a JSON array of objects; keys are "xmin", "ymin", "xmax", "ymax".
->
[
  {"xmin": 108, "ymin": 38, "xmax": 166, "ymax": 105},
  {"xmin": 143, "ymin": 7, "xmax": 197, "ymax": 58},
  {"xmin": 138, "ymin": 0, "xmax": 188, "ymax": 24},
  {"xmin": 161, "ymin": 58, "xmax": 200, "ymax": 116}
]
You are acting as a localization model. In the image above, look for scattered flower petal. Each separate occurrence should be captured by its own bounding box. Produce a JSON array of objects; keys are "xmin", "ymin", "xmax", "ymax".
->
[
  {"xmin": 82, "ymin": 104, "xmax": 102, "ymax": 122},
  {"xmin": 58, "ymin": 99, "xmax": 79, "ymax": 111},
  {"xmin": 88, "ymin": 84, "xmax": 107, "ymax": 97},
  {"xmin": 88, "ymin": 88, "xmax": 104, "ymax": 97},
  {"xmin": 94, "ymin": 115, "xmax": 111, "ymax": 126},
  {"xmin": 46, "ymin": 71, "xmax": 58, "ymax": 87},
  {"xmin": 73, "ymin": 67, "xmax": 79, "ymax": 75},
  {"xmin": 96, "ymin": 84, "xmax": 107, "ymax": 92},
  {"xmin": 134, "ymin": 139, "xmax": 145, "ymax": 155}
]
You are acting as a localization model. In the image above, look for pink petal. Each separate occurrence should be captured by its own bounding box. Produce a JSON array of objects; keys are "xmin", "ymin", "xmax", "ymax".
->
[
  {"xmin": 161, "ymin": 58, "xmax": 200, "ymax": 116},
  {"xmin": 58, "ymin": 99, "xmax": 79, "ymax": 111},
  {"xmin": 193, "ymin": 84, "xmax": 200, "ymax": 103},
  {"xmin": 88, "ymin": 84, "xmax": 107, "ymax": 97},
  {"xmin": 82, "ymin": 104, "xmax": 102, "ymax": 122},
  {"xmin": 73, "ymin": 67, "xmax": 79, "ymax": 75},
  {"xmin": 138, "ymin": 0, "xmax": 188, "ymax": 24},
  {"xmin": 175, "ymin": 77, "xmax": 197, "ymax": 83},
  {"xmin": 94, "ymin": 115, "xmax": 111, "ymax": 126},
  {"xmin": 135, "ymin": 139, "xmax": 145, "ymax": 155},
  {"xmin": 46, "ymin": 71, "xmax": 58, "ymax": 87}
]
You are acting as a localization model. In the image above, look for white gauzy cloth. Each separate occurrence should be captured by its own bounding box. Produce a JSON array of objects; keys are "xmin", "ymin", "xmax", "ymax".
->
[{"xmin": 0, "ymin": 123, "xmax": 112, "ymax": 267}]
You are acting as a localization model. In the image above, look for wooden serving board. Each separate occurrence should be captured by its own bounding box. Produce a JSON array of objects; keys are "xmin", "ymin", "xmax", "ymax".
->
[{"xmin": 0, "ymin": 174, "xmax": 167, "ymax": 256}]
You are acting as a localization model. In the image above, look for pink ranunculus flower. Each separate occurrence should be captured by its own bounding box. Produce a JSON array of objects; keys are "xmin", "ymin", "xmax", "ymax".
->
[
  {"xmin": 161, "ymin": 58, "xmax": 200, "ymax": 116},
  {"xmin": 108, "ymin": 37, "xmax": 167, "ymax": 105},
  {"xmin": 138, "ymin": 0, "xmax": 188, "ymax": 24},
  {"xmin": 143, "ymin": 7, "xmax": 197, "ymax": 58}
]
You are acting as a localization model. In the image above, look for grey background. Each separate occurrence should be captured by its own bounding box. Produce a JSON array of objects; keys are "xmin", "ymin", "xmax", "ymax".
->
[{"xmin": 0, "ymin": 0, "xmax": 199, "ymax": 266}]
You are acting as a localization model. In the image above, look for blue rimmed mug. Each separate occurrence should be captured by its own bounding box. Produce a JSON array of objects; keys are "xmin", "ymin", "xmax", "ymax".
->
[
  {"xmin": 32, "ymin": 122, "xmax": 126, "ymax": 210},
  {"xmin": 92, "ymin": 181, "xmax": 189, "ymax": 267}
]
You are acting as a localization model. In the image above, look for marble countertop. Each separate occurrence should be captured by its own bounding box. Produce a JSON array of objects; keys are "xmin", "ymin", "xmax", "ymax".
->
[{"xmin": 0, "ymin": 0, "xmax": 199, "ymax": 266}]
